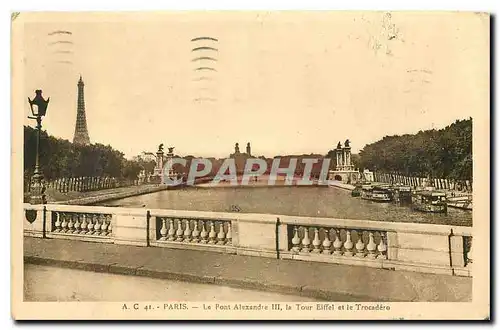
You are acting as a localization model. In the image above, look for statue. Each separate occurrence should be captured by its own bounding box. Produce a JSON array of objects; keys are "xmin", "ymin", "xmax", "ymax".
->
[
  {"xmin": 235, "ymin": 143, "xmax": 240, "ymax": 154},
  {"xmin": 158, "ymin": 143, "xmax": 164, "ymax": 152},
  {"xmin": 337, "ymin": 141, "xmax": 342, "ymax": 149},
  {"xmin": 344, "ymin": 139, "xmax": 350, "ymax": 148},
  {"xmin": 168, "ymin": 147, "xmax": 175, "ymax": 154}
]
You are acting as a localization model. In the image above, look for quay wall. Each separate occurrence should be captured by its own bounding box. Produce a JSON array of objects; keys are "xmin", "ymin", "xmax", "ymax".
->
[{"xmin": 53, "ymin": 184, "xmax": 171, "ymax": 206}]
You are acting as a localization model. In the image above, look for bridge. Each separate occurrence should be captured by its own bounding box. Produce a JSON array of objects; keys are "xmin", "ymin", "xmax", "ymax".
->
[{"xmin": 23, "ymin": 201, "xmax": 472, "ymax": 302}]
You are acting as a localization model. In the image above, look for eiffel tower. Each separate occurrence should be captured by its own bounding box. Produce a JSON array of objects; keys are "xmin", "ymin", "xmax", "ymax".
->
[{"xmin": 73, "ymin": 75, "xmax": 90, "ymax": 145}]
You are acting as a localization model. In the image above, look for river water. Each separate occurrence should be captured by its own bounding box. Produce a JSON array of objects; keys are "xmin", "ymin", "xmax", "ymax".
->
[{"xmin": 98, "ymin": 186, "xmax": 472, "ymax": 227}]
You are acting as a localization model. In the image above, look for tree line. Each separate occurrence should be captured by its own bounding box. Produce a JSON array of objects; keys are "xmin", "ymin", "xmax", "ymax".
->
[
  {"xmin": 24, "ymin": 125, "xmax": 147, "ymax": 182},
  {"xmin": 356, "ymin": 118, "xmax": 472, "ymax": 181},
  {"xmin": 25, "ymin": 117, "xmax": 472, "ymax": 184}
]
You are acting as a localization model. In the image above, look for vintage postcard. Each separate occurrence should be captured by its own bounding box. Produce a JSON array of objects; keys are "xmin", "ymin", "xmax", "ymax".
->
[{"xmin": 11, "ymin": 11, "xmax": 490, "ymax": 320}]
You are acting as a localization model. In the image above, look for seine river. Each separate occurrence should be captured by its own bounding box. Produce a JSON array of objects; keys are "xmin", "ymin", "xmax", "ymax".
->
[{"xmin": 98, "ymin": 186, "xmax": 472, "ymax": 227}]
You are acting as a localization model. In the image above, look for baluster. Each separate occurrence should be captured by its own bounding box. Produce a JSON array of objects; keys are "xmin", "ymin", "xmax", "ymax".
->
[
  {"xmin": 301, "ymin": 227, "xmax": 311, "ymax": 252},
  {"xmin": 100, "ymin": 214, "xmax": 108, "ymax": 236},
  {"xmin": 175, "ymin": 219, "xmax": 184, "ymax": 241},
  {"xmin": 106, "ymin": 215, "xmax": 112, "ymax": 236},
  {"xmin": 79, "ymin": 214, "xmax": 88, "ymax": 234},
  {"xmin": 333, "ymin": 229, "xmax": 343, "ymax": 256},
  {"xmin": 208, "ymin": 221, "xmax": 217, "ymax": 244},
  {"xmin": 217, "ymin": 222, "xmax": 226, "ymax": 245},
  {"xmin": 73, "ymin": 214, "xmax": 81, "ymax": 234},
  {"xmin": 87, "ymin": 214, "xmax": 95, "ymax": 235},
  {"xmin": 343, "ymin": 229, "xmax": 354, "ymax": 256},
  {"xmin": 167, "ymin": 219, "xmax": 175, "ymax": 240},
  {"xmin": 322, "ymin": 228, "xmax": 332, "ymax": 254},
  {"xmin": 191, "ymin": 220, "xmax": 200, "ymax": 243},
  {"xmin": 367, "ymin": 232, "xmax": 377, "ymax": 258},
  {"xmin": 183, "ymin": 219, "xmax": 192, "ymax": 242},
  {"xmin": 377, "ymin": 232, "xmax": 387, "ymax": 259},
  {"xmin": 94, "ymin": 214, "xmax": 102, "ymax": 236},
  {"xmin": 226, "ymin": 223, "xmax": 232, "ymax": 245},
  {"xmin": 53, "ymin": 212, "xmax": 61, "ymax": 232},
  {"xmin": 467, "ymin": 238, "xmax": 473, "ymax": 264},
  {"xmin": 291, "ymin": 226, "xmax": 301, "ymax": 252},
  {"xmin": 67, "ymin": 214, "xmax": 75, "ymax": 233},
  {"xmin": 61, "ymin": 213, "xmax": 68, "ymax": 233},
  {"xmin": 200, "ymin": 221, "xmax": 208, "ymax": 244},
  {"xmin": 312, "ymin": 228, "xmax": 321, "ymax": 253},
  {"xmin": 355, "ymin": 230, "xmax": 366, "ymax": 257},
  {"xmin": 158, "ymin": 218, "xmax": 167, "ymax": 240}
]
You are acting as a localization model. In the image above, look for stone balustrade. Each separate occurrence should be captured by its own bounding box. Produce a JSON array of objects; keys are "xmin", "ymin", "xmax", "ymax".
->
[
  {"xmin": 151, "ymin": 214, "xmax": 234, "ymax": 253},
  {"xmin": 278, "ymin": 215, "xmax": 472, "ymax": 276},
  {"xmin": 24, "ymin": 204, "xmax": 114, "ymax": 243},
  {"xmin": 289, "ymin": 226, "xmax": 387, "ymax": 259},
  {"xmin": 52, "ymin": 211, "xmax": 113, "ymax": 237},
  {"xmin": 23, "ymin": 203, "xmax": 472, "ymax": 277}
]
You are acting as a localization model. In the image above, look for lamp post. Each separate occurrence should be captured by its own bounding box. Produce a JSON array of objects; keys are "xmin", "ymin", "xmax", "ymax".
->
[{"xmin": 27, "ymin": 89, "xmax": 49, "ymax": 204}]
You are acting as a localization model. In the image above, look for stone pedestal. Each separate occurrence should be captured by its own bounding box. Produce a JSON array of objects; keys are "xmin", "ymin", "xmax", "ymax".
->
[
  {"xmin": 163, "ymin": 150, "xmax": 178, "ymax": 184},
  {"xmin": 29, "ymin": 175, "xmax": 46, "ymax": 205}
]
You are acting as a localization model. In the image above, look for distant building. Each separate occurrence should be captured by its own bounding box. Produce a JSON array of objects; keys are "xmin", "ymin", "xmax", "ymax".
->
[
  {"xmin": 73, "ymin": 75, "xmax": 91, "ymax": 145},
  {"xmin": 363, "ymin": 169, "xmax": 374, "ymax": 182},
  {"xmin": 229, "ymin": 142, "xmax": 252, "ymax": 158},
  {"xmin": 229, "ymin": 142, "xmax": 253, "ymax": 174}
]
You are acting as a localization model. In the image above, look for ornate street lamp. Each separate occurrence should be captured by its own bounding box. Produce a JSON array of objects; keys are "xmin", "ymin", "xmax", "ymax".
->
[{"xmin": 27, "ymin": 89, "xmax": 50, "ymax": 204}]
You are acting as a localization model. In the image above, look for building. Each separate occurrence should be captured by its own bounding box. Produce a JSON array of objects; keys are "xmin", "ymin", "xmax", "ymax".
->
[
  {"xmin": 72, "ymin": 75, "xmax": 91, "ymax": 145},
  {"xmin": 229, "ymin": 142, "xmax": 253, "ymax": 175},
  {"xmin": 363, "ymin": 169, "xmax": 374, "ymax": 182}
]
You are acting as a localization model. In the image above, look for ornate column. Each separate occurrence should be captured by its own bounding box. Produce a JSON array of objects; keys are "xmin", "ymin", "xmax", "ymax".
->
[
  {"xmin": 343, "ymin": 139, "xmax": 352, "ymax": 171},
  {"xmin": 335, "ymin": 142, "xmax": 343, "ymax": 171},
  {"xmin": 155, "ymin": 144, "xmax": 165, "ymax": 183},
  {"xmin": 165, "ymin": 147, "xmax": 176, "ymax": 183},
  {"xmin": 345, "ymin": 147, "xmax": 351, "ymax": 170}
]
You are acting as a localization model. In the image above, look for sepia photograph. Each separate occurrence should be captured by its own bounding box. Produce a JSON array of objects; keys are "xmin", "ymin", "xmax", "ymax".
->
[{"xmin": 11, "ymin": 11, "xmax": 490, "ymax": 320}]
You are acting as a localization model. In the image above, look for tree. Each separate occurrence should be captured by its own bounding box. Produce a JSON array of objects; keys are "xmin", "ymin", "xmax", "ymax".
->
[
  {"xmin": 357, "ymin": 118, "xmax": 472, "ymax": 180},
  {"xmin": 24, "ymin": 125, "xmax": 139, "ymax": 180}
]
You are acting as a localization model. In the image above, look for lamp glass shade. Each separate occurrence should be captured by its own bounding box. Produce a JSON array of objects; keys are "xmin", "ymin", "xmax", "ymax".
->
[{"xmin": 29, "ymin": 90, "xmax": 49, "ymax": 116}]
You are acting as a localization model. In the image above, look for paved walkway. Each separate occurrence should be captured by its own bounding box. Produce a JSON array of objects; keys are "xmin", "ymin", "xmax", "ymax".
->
[
  {"xmin": 24, "ymin": 237, "xmax": 472, "ymax": 302},
  {"xmin": 25, "ymin": 264, "xmax": 317, "ymax": 302}
]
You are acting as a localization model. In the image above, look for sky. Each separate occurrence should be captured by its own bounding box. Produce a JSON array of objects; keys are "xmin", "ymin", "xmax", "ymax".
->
[{"xmin": 19, "ymin": 12, "xmax": 488, "ymax": 159}]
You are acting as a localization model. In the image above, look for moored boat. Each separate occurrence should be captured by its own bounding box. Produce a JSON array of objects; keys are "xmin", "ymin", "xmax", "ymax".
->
[
  {"xmin": 447, "ymin": 195, "xmax": 472, "ymax": 210},
  {"xmin": 411, "ymin": 190, "xmax": 448, "ymax": 213},
  {"xmin": 392, "ymin": 185, "xmax": 412, "ymax": 206},
  {"xmin": 361, "ymin": 184, "xmax": 393, "ymax": 202},
  {"xmin": 351, "ymin": 183, "xmax": 363, "ymax": 197}
]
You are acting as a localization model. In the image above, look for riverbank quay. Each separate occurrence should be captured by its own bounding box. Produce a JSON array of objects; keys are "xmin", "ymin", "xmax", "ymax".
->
[
  {"xmin": 327, "ymin": 181, "xmax": 356, "ymax": 191},
  {"xmin": 195, "ymin": 175, "xmax": 322, "ymax": 188},
  {"xmin": 48, "ymin": 184, "xmax": 170, "ymax": 205},
  {"xmin": 328, "ymin": 181, "xmax": 472, "ymax": 210},
  {"xmin": 24, "ymin": 237, "xmax": 471, "ymax": 302}
]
